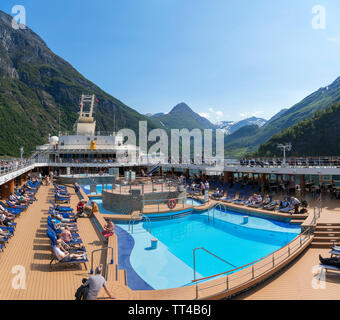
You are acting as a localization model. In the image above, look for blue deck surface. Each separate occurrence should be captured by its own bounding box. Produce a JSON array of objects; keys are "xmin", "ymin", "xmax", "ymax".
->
[{"xmin": 115, "ymin": 225, "xmax": 154, "ymax": 290}]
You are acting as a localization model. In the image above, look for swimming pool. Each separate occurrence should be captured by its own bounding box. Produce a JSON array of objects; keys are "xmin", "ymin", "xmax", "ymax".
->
[
  {"xmin": 116, "ymin": 208, "xmax": 300, "ymax": 290},
  {"xmin": 81, "ymin": 184, "xmax": 113, "ymax": 195}
]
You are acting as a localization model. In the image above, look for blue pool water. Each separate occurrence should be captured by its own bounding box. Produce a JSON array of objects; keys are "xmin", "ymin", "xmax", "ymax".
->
[
  {"xmin": 81, "ymin": 184, "xmax": 113, "ymax": 194},
  {"xmin": 186, "ymin": 198, "xmax": 203, "ymax": 206},
  {"xmin": 117, "ymin": 209, "xmax": 300, "ymax": 290},
  {"xmin": 81, "ymin": 184, "xmax": 300, "ymax": 290}
]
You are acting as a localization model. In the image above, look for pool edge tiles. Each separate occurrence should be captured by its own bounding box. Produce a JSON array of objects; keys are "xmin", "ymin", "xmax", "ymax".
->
[{"xmin": 118, "ymin": 223, "xmax": 203, "ymax": 290}]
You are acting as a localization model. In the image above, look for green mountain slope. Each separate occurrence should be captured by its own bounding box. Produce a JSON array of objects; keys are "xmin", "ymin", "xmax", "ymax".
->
[
  {"xmin": 253, "ymin": 102, "xmax": 340, "ymax": 157},
  {"xmin": 0, "ymin": 10, "xmax": 159, "ymax": 157},
  {"xmin": 223, "ymin": 77, "xmax": 340, "ymax": 157}
]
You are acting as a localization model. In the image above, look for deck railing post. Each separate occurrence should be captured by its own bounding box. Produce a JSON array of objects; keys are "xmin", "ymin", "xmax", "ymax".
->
[
  {"xmin": 272, "ymin": 254, "xmax": 275, "ymax": 268},
  {"xmin": 226, "ymin": 275, "xmax": 229, "ymax": 290},
  {"xmin": 252, "ymin": 265, "xmax": 254, "ymax": 279},
  {"xmin": 193, "ymin": 248, "xmax": 198, "ymax": 300}
]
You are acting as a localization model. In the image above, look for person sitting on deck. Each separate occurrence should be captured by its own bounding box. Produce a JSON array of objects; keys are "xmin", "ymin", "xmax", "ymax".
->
[
  {"xmin": 83, "ymin": 265, "xmax": 116, "ymax": 300},
  {"xmin": 53, "ymin": 242, "xmax": 86, "ymax": 262},
  {"xmin": 319, "ymin": 254, "xmax": 340, "ymax": 268},
  {"xmin": 101, "ymin": 221, "xmax": 115, "ymax": 240},
  {"xmin": 88, "ymin": 201, "xmax": 99, "ymax": 218},
  {"xmin": 76, "ymin": 200, "xmax": 86, "ymax": 217}
]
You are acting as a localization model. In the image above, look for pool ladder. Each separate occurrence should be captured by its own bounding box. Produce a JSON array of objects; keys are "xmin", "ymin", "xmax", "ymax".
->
[
  {"xmin": 128, "ymin": 212, "xmax": 151, "ymax": 234},
  {"xmin": 209, "ymin": 203, "xmax": 228, "ymax": 221}
]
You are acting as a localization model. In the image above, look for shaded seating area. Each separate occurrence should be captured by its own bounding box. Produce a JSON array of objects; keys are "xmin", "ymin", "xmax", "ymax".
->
[{"xmin": 209, "ymin": 180, "xmax": 308, "ymax": 216}]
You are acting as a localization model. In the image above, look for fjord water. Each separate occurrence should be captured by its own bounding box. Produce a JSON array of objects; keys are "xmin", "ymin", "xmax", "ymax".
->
[{"xmin": 146, "ymin": 213, "xmax": 299, "ymax": 279}]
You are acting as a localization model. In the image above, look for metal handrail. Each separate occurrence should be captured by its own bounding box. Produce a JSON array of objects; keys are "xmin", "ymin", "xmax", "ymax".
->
[
  {"xmin": 128, "ymin": 212, "xmax": 142, "ymax": 232},
  {"xmin": 191, "ymin": 226, "xmax": 313, "ymax": 299},
  {"xmin": 193, "ymin": 247, "xmax": 237, "ymax": 299},
  {"xmin": 90, "ymin": 246, "xmax": 114, "ymax": 279},
  {"xmin": 211, "ymin": 203, "xmax": 228, "ymax": 221},
  {"xmin": 128, "ymin": 213, "xmax": 151, "ymax": 234}
]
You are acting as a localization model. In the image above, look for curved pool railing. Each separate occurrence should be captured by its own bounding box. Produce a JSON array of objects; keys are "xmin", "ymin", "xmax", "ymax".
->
[{"xmin": 191, "ymin": 226, "xmax": 313, "ymax": 299}]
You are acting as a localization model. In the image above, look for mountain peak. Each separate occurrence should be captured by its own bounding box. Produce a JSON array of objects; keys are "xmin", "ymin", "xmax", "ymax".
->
[{"xmin": 169, "ymin": 102, "xmax": 193, "ymax": 114}]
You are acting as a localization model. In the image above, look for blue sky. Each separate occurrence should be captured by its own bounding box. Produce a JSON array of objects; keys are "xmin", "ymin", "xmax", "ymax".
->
[{"xmin": 1, "ymin": 0, "xmax": 340, "ymax": 122}]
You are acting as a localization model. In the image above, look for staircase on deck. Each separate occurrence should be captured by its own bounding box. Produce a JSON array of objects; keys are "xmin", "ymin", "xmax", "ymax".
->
[{"xmin": 311, "ymin": 223, "xmax": 340, "ymax": 248}]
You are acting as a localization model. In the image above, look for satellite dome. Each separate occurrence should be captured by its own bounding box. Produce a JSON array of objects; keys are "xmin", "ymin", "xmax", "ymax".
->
[{"xmin": 49, "ymin": 136, "xmax": 59, "ymax": 144}]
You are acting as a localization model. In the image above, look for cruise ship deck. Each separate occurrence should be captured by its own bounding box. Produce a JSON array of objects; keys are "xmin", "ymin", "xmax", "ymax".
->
[{"xmin": 1, "ymin": 175, "xmax": 339, "ymax": 300}]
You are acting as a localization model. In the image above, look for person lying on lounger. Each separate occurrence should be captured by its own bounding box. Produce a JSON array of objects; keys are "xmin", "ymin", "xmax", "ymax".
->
[
  {"xmin": 56, "ymin": 234, "xmax": 84, "ymax": 251},
  {"xmin": 51, "ymin": 218, "xmax": 78, "ymax": 232},
  {"xmin": 0, "ymin": 234, "xmax": 9, "ymax": 241},
  {"xmin": 250, "ymin": 194, "xmax": 262, "ymax": 205},
  {"xmin": 0, "ymin": 212, "xmax": 15, "ymax": 227},
  {"xmin": 50, "ymin": 210, "xmax": 77, "ymax": 223},
  {"xmin": 262, "ymin": 194, "xmax": 272, "ymax": 206},
  {"xmin": 212, "ymin": 188, "xmax": 224, "ymax": 198},
  {"xmin": 319, "ymin": 254, "xmax": 340, "ymax": 268},
  {"xmin": 279, "ymin": 199, "xmax": 290, "ymax": 209},
  {"xmin": 60, "ymin": 226, "xmax": 79, "ymax": 243},
  {"xmin": 263, "ymin": 200, "xmax": 280, "ymax": 210},
  {"xmin": 53, "ymin": 242, "xmax": 86, "ymax": 262},
  {"xmin": 0, "ymin": 204, "xmax": 8, "ymax": 214},
  {"xmin": 0, "ymin": 228, "xmax": 11, "ymax": 237},
  {"xmin": 55, "ymin": 192, "xmax": 71, "ymax": 198}
]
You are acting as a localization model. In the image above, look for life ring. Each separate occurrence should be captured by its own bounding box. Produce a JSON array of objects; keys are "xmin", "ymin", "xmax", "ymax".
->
[{"xmin": 168, "ymin": 199, "xmax": 176, "ymax": 209}]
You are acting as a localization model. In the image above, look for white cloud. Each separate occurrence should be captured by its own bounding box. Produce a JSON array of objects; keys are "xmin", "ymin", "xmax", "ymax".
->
[
  {"xmin": 240, "ymin": 111, "xmax": 264, "ymax": 119},
  {"xmin": 199, "ymin": 108, "xmax": 224, "ymax": 122},
  {"xmin": 199, "ymin": 112, "xmax": 211, "ymax": 119},
  {"xmin": 327, "ymin": 37, "xmax": 337, "ymax": 43}
]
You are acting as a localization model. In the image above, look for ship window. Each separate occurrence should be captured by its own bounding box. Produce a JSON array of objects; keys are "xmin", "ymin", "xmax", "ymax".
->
[
  {"xmin": 87, "ymin": 137, "xmax": 90, "ymax": 141},
  {"xmin": 94, "ymin": 137, "xmax": 97, "ymax": 141}
]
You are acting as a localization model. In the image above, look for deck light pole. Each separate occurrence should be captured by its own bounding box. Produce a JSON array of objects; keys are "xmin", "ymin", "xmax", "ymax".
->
[{"xmin": 277, "ymin": 143, "xmax": 291, "ymax": 167}]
